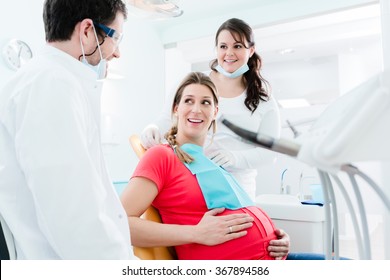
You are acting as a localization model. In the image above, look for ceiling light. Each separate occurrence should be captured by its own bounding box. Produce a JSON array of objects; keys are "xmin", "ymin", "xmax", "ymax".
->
[
  {"xmin": 279, "ymin": 48, "xmax": 295, "ymax": 55},
  {"xmin": 127, "ymin": 0, "xmax": 183, "ymax": 18},
  {"xmin": 278, "ymin": 98, "xmax": 310, "ymax": 108}
]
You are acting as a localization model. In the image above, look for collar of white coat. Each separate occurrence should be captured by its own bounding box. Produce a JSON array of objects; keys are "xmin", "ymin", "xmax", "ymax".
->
[
  {"xmin": 41, "ymin": 44, "xmax": 100, "ymax": 85},
  {"xmin": 40, "ymin": 44, "xmax": 104, "ymax": 126}
]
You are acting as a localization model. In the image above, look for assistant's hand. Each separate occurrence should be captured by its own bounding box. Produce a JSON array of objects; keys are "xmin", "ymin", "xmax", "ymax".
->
[
  {"xmin": 208, "ymin": 149, "xmax": 236, "ymax": 168},
  {"xmin": 268, "ymin": 228, "xmax": 290, "ymax": 260},
  {"xmin": 140, "ymin": 124, "xmax": 161, "ymax": 149},
  {"xmin": 193, "ymin": 208, "xmax": 254, "ymax": 246}
]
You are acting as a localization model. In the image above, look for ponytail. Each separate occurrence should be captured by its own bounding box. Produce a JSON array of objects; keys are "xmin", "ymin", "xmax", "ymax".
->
[{"xmin": 164, "ymin": 126, "xmax": 194, "ymax": 164}]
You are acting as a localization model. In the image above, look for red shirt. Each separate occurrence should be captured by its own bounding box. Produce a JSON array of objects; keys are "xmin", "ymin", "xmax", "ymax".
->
[{"xmin": 132, "ymin": 144, "xmax": 279, "ymax": 260}]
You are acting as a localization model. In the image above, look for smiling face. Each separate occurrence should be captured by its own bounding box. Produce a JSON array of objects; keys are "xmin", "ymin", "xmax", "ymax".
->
[
  {"xmin": 216, "ymin": 30, "xmax": 254, "ymax": 74},
  {"xmin": 174, "ymin": 83, "xmax": 218, "ymax": 146}
]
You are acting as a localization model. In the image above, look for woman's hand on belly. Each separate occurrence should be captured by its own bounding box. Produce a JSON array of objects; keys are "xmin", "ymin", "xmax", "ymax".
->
[
  {"xmin": 191, "ymin": 208, "xmax": 254, "ymax": 246},
  {"xmin": 267, "ymin": 228, "xmax": 290, "ymax": 260}
]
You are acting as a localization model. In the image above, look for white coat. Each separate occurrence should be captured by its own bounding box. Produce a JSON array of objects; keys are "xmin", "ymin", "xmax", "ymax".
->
[{"xmin": 0, "ymin": 45, "xmax": 135, "ymax": 259}]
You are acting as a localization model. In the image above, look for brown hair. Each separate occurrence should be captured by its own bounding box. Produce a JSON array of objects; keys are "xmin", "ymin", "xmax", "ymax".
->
[
  {"xmin": 164, "ymin": 72, "xmax": 218, "ymax": 163},
  {"xmin": 210, "ymin": 18, "xmax": 270, "ymax": 113}
]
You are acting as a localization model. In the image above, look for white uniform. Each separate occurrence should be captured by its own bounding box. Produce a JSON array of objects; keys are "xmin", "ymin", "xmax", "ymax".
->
[
  {"xmin": 0, "ymin": 45, "xmax": 135, "ymax": 259},
  {"xmin": 204, "ymin": 91, "xmax": 281, "ymax": 199},
  {"xmin": 153, "ymin": 75, "xmax": 281, "ymax": 200}
]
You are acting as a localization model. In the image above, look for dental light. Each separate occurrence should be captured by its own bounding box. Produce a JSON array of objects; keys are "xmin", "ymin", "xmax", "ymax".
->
[
  {"xmin": 221, "ymin": 69, "xmax": 390, "ymax": 259},
  {"xmin": 127, "ymin": 0, "xmax": 183, "ymax": 18}
]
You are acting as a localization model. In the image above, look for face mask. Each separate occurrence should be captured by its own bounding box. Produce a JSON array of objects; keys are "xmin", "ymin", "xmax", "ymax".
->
[
  {"xmin": 80, "ymin": 57, "xmax": 107, "ymax": 80},
  {"xmin": 80, "ymin": 24, "xmax": 107, "ymax": 80},
  {"xmin": 215, "ymin": 63, "xmax": 249, "ymax": 79}
]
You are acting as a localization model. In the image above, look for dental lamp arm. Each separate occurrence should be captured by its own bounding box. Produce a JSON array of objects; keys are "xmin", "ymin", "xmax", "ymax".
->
[
  {"xmin": 210, "ymin": 106, "xmax": 282, "ymax": 169},
  {"xmin": 221, "ymin": 118, "xmax": 301, "ymax": 158}
]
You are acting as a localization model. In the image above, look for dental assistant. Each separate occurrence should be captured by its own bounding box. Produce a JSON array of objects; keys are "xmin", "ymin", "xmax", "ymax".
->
[
  {"xmin": 0, "ymin": 0, "xmax": 135, "ymax": 259},
  {"xmin": 141, "ymin": 18, "xmax": 281, "ymax": 200}
]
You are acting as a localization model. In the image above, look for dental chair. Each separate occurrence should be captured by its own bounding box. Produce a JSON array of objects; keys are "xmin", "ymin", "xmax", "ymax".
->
[
  {"xmin": 128, "ymin": 134, "xmax": 177, "ymax": 260},
  {"xmin": 0, "ymin": 213, "xmax": 16, "ymax": 260}
]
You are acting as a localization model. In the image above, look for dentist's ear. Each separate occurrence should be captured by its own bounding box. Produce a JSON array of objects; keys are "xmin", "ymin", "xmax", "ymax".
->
[{"xmin": 79, "ymin": 19, "xmax": 94, "ymax": 44}]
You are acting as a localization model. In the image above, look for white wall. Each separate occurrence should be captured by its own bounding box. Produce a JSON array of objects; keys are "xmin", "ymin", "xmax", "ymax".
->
[
  {"xmin": 0, "ymin": 0, "xmax": 45, "ymax": 82},
  {"xmin": 100, "ymin": 19, "xmax": 166, "ymax": 182},
  {"xmin": 264, "ymin": 56, "xmax": 340, "ymax": 104},
  {"xmin": 338, "ymin": 42, "xmax": 383, "ymax": 94}
]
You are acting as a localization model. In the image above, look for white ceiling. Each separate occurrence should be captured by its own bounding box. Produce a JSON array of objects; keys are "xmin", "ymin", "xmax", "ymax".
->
[
  {"xmin": 181, "ymin": 3, "xmax": 382, "ymax": 65},
  {"xmin": 127, "ymin": 0, "xmax": 379, "ymax": 43},
  {"xmin": 126, "ymin": 0, "xmax": 382, "ymax": 65}
]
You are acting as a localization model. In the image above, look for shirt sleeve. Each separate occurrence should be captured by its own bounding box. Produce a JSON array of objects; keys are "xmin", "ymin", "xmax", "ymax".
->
[
  {"xmin": 256, "ymin": 97, "xmax": 281, "ymax": 139},
  {"xmin": 131, "ymin": 145, "xmax": 172, "ymax": 192},
  {"xmin": 232, "ymin": 97, "xmax": 281, "ymax": 169}
]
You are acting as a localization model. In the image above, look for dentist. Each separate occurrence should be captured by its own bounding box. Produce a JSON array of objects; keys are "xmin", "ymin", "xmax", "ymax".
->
[{"xmin": 0, "ymin": 0, "xmax": 135, "ymax": 259}]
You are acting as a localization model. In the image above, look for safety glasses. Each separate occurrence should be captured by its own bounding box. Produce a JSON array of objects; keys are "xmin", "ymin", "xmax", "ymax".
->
[{"xmin": 94, "ymin": 22, "xmax": 123, "ymax": 47}]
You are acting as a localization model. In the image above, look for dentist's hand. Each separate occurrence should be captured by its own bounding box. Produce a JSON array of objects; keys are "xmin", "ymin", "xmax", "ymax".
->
[
  {"xmin": 140, "ymin": 124, "xmax": 162, "ymax": 149},
  {"xmin": 208, "ymin": 149, "xmax": 236, "ymax": 168}
]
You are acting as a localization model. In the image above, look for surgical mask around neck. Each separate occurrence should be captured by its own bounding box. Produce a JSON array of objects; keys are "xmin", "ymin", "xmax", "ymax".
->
[
  {"xmin": 81, "ymin": 57, "xmax": 107, "ymax": 80},
  {"xmin": 215, "ymin": 63, "xmax": 249, "ymax": 79},
  {"xmin": 80, "ymin": 25, "xmax": 107, "ymax": 80}
]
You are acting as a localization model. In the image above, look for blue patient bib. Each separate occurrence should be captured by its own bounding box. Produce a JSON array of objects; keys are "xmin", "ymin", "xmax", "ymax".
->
[{"xmin": 180, "ymin": 143, "xmax": 254, "ymax": 210}]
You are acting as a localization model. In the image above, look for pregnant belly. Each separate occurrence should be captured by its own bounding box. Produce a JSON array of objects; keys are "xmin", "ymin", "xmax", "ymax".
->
[{"xmin": 176, "ymin": 206, "xmax": 278, "ymax": 260}]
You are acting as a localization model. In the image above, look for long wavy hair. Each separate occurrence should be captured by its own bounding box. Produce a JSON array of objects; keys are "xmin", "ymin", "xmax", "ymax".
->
[{"xmin": 210, "ymin": 18, "xmax": 270, "ymax": 113}]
